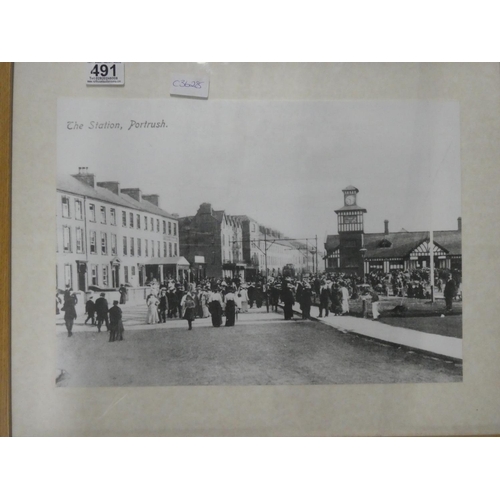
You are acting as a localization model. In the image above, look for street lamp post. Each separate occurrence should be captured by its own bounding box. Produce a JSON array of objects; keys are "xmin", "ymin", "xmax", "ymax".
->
[{"xmin": 359, "ymin": 247, "xmax": 367, "ymax": 283}]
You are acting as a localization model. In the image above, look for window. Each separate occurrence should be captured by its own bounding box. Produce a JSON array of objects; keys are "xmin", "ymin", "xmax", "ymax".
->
[
  {"xmin": 145, "ymin": 239, "xmax": 148, "ymax": 257},
  {"xmin": 102, "ymin": 265, "xmax": 108, "ymax": 286},
  {"xmin": 137, "ymin": 214, "xmax": 141, "ymax": 229},
  {"xmin": 222, "ymin": 234, "xmax": 225, "ymax": 246},
  {"xmin": 76, "ymin": 228, "xmax": 84, "ymax": 253},
  {"xmin": 174, "ymin": 243, "xmax": 178, "ymax": 257},
  {"xmin": 157, "ymin": 241, "xmax": 160, "ymax": 257},
  {"xmin": 101, "ymin": 232, "xmax": 107, "ymax": 254},
  {"xmin": 63, "ymin": 226, "xmax": 71, "ymax": 252},
  {"xmin": 130, "ymin": 237, "xmax": 135, "ymax": 256},
  {"xmin": 89, "ymin": 231, "xmax": 96, "ymax": 254},
  {"xmin": 62, "ymin": 196, "xmax": 70, "ymax": 218},
  {"xmin": 156, "ymin": 219, "xmax": 160, "ymax": 232},
  {"xmin": 130, "ymin": 212, "xmax": 134, "ymax": 228},
  {"xmin": 89, "ymin": 204, "xmax": 96, "ymax": 222},
  {"xmin": 151, "ymin": 239, "xmax": 155, "ymax": 257},
  {"xmin": 150, "ymin": 217, "xmax": 153, "ymax": 231},
  {"xmin": 122, "ymin": 211, "xmax": 127, "ymax": 227},
  {"xmin": 111, "ymin": 234, "xmax": 117, "ymax": 256},
  {"xmin": 64, "ymin": 264, "xmax": 72, "ymax": 288},
  {"xmin": 163, "ymin": 220, "xmax": 166, "ymax": 234},
  {"xmin": 123, "ymin": 236, "xmax": 127, "ymax": 256},
  {"xmin": 168, "ymin": 221, "xmax": 172, "ymax": 235},
  {"xmin": 164, "ymin": 241, "xmax": 167, "ymax": 257},
  {"xmin": 124, "ymin": 266, "xmax": 129, "ymax": 284},
  {"xmin": 131, "ymin": 266, "xmax": 135, "ymax": 276},
  {"xmin": 75, "ymin": 200, "xmax": 83, "ymax": 220},
  {"xmin": 144, "ymin": 216, "xmax": 148, "ymax": 230},
  {"xmin": 137, "ymin": 238, "xmax": 142, "ymax": 257},
  {"xmin": 100, "ymin": 206, "xmax": 106, "ymax": 224},
  {"xmin": 169, "ymin": 242, "xmax": 172, "ymax": 257},
  {"xmin": 91, "ymin": 265, "xmax": 98, "ymax": 286},
  {"xmin": 110, "ymin": 208, "xmax": 116, "ymax": 225},
  {"xmin": 173, "ymin": 223, "xmax": 177, "ymax": 236}
]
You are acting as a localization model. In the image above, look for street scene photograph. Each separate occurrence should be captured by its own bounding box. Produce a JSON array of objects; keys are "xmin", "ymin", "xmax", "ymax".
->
[{"xmin": 56, "ymin": 98, "xmax": 462, "ymax": 387}]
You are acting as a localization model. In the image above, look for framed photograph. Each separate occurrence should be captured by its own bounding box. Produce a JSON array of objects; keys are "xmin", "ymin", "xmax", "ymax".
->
[{"xmin": 5, "ymin": 63, "xmax": 500, "ymax": 435}]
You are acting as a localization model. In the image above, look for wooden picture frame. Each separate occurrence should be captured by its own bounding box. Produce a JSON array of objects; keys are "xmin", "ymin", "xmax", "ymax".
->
[
  {"xmin": 5, "ymin": 63, "xmax": 500, "ymax": 436},
  {"xmin": 0, "ymin": 62, "xmax": 13, "ymax": 437}
]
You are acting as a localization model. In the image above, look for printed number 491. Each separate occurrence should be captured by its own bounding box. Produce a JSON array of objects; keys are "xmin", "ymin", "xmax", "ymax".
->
[{"xmin": 90, "ymin": 64, "xmax": 116, "ymax": 77}]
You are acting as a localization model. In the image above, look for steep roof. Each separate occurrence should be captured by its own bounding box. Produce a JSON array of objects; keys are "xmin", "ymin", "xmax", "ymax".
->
[{"xmin": 325, "ymin": 230, "xmax": 461, "ymax": 258}]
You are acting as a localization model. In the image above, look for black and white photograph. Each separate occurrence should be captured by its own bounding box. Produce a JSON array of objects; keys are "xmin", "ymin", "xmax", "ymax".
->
[{"xmin": 56, "ymin": 97, "xmax": 462, "ymax": 387}]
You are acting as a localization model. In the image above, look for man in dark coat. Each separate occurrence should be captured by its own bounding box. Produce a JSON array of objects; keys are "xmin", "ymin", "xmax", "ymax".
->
[
  {"xmin": 108, "ymin": 300, "xmax": 124, "ymax": 342},
  {"xmin": 84, "ymin": 296, "xmax": 96, "ymax": 325},
  {"xmin": 282, "ymin": 284, "xmax": 295, "ymax": 320},
  {"xmin": 95, "ymin": 293, "xmax": 109, "ymax": 332},
  {"xmin": 318, "ymin": 281, "xmax": 330, "ymax": 318},
  {"xmin": 63, "ymin": 292, "xmax": 78, "ymax": 337},
  {"xmin": 444, "ymin": 275, "xmax": 457, "ymax": 312}
]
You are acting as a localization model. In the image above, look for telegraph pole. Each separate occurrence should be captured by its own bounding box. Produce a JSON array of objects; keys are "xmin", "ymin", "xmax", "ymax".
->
[
  {"xmin": 264, "ymin": 231, "xmax": 269, "ymax": 312},
  {"xmin": 315, "ymin": 235, "xmax": 318, "ymax": 275}
]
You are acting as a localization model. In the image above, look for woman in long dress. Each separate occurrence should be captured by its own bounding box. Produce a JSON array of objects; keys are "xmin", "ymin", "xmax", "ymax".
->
[
  {"xmin": 146, "ymin": 293, "xmax": 160, "ymax": 324},
  {"xmin": 181, "ymin": 291, "xmax": 196, "ymax": 330},
  {"xmin": 224, "ymin": 287, "xmax": 237, "ymax": 327},
  {"xmin": 208, "ymin": 288, "xmax": 223, "ymax": 327},
  {"xmin": 239, "ymin": 285, "xmax": 249, "ymax": 313}
]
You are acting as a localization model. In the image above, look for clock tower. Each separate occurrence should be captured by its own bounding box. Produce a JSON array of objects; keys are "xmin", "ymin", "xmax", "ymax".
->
[{"xmin": 334, "ymin": 186, "xmax": 367, "ymax": 275}]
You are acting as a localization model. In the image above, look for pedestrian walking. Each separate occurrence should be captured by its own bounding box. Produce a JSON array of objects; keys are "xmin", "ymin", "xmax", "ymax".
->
[
  {"xmin": 340, "ymin": 282, "xmax": 350, "ymax": 315},
  {"xmin": 370, "ymin": 288, "xmax": 380, "ymax": 320},
  {"xmin": 224, "ymin": 287, "xmax": 237, "ymax": 327},
  {"xmin": 95, "ymin": 293, "xmax": 109, "ymax": 332},
  {"xmin": 283, "ymin": 283, "xmax": 295, "ymax": 320},
  {"xmin": 146, "ymin": 293, "xmax": 160, "ymax": 324},
  {"xmin": 158, "ymin": 290, "xmax": 169, "ymax": 323},
  {"xmin": 62, "ymin": 290, "xmax": 78, "ymax": 337},
  {"xmin": 444, "ymin": 274, "xmax": 457, "ymax": 312},
  {"xmin": 238, "ymin": 285, "xmax": 249, "ymax": 313},
  {"xmin": 300, "ymin": 283, "xmax": 312, "ymax": 319},
  {"xmin": 181, "ymin": 291, "xmax": 196, "ymax": 330},
  {"xmin": 119, "ymin": 284, "xmax": 128, "ymax": 304},
  {"xmin": 318, "ymin": 281, "xmax": 330, "ymax": 318},
  {"xmin": 208, "ymin": 288, "xmax": 223, "ymax": 327},
  {"xmin": 108, "ymin": 300, "xmax": 124, "ymax": 342},
  {"xmin": 84, "ymin": 296, "xmax": 96, "ymax": 325}
]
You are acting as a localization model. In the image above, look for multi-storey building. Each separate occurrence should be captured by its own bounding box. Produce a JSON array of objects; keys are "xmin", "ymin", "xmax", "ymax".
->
[
  {"xmin": 178, "ymin": 203, "xmax": 244, "ymax": 279},
  {"xmin": 179, "ymin": 204, "xmax": 319, "ymax": 281},
  {"xmin": 56, "ymin": 168, "xmax": 187, "ymax": 293}
]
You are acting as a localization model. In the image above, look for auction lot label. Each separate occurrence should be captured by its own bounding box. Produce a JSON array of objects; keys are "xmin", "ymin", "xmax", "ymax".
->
[{"xmin": 86, "ymin": 62, "xmax": 125, "ymax": 85}]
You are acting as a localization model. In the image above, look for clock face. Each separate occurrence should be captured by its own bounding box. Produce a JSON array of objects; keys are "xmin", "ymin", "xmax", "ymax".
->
[{"xmin": 345, "ymin": 195, "xmax": 355, "ymax": 206}]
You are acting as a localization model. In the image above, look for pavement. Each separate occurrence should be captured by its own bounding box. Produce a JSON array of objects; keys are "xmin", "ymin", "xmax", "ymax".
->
[{"xmin": 286, "ymin": 303, "xmax": 463, "ymax": 361}]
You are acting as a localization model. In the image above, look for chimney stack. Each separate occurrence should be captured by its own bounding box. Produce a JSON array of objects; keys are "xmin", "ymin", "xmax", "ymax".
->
[
  {"xmin": 143, "ymin": 194, "xmax": 160, "ymax": 207},
  {"xmin": 384, "ymin": 220, "xmax": 389, "ymax": 235},
  {"xmin": 97, "ymin": 181, "xmax": 120, "ymax": 196},
  {"xmin": 120, "ymin": 188, "xmax": 142, "ymax": 202},
  {"xmin": 458, "ymin": 217, "xmax": 462, "ymax": 232},
  {"xmin": 72, "ymin": 167, "xmax": 95, "ymax": 188}
]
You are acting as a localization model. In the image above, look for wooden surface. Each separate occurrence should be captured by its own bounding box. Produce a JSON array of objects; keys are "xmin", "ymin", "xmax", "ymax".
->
[{"xmin": 0, "ymin": 63, "xmax": 13, "ymax": 437}]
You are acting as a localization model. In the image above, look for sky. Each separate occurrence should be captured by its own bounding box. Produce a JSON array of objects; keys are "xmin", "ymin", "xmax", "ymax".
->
[{"xmin": 58, "ymin": 98, "xmax": 461, "ymax": 246}]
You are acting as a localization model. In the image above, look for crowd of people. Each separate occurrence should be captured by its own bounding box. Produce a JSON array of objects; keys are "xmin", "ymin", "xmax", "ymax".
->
[{"xmin": 57, "ymin": 267, "xmax": 461, "ymax": 337}]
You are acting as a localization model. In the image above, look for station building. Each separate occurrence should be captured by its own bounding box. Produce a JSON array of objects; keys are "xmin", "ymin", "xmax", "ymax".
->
[{"xmin": 325, "ymin": 186, "xmax": 462, "ymax": 276}]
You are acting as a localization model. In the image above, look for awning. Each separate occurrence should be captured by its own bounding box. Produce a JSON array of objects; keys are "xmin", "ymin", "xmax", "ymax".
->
[{"xmin": 145, "ymin": 256, "xmax": 190, "ymax": 267}]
